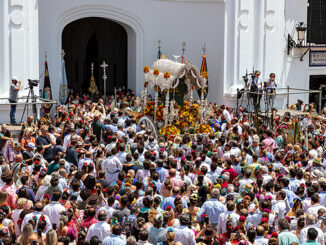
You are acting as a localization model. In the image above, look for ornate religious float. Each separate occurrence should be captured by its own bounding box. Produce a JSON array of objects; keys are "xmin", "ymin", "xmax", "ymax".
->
[{"xmin": 137, "ymin": 57, "xmax": 211, "ymax": 139}]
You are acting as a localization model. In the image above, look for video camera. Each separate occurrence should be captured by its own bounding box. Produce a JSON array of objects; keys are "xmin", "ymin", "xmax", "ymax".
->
[{"xmin": 28, "ymin": 79, "xmax": 39, "ymax": 88}]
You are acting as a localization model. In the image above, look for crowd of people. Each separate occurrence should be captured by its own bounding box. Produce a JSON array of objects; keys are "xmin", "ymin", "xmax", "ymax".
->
[{"xmin": 0, "ymin": 90, "xmax": 326, "ymax": 245}]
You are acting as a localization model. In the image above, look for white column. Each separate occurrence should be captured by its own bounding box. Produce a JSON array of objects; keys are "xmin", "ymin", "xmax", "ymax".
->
[
  {"xmin": 263, "ymin": 0, "xmax": 285, "ymax": 80},
  {"xmin": 0, "ymin": 1, "xmax": 10, "ymax": 97},
  {"xmin": 225, "ymin": 0, "xmax": 255, "ymax": 95},
  {"xmin": 1, "ymin": 0, "xmax": 39, "ymax": 97}
]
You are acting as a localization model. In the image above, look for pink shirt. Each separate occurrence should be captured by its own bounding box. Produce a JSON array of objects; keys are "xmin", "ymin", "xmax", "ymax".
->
[
  {"xmin": 171, "ymin": 177, "xmax": 184, "ymax": 188},
  {"xmin": 81, "ymin": 217, "xmax": 98, "ymax": 230},
  {"xmin": 0, "ymin": 185, "xmax": 16, "ymax": 209},
  {"xmin": 262, "ymin": 137, "xmax": 277, "ymax": 152}
]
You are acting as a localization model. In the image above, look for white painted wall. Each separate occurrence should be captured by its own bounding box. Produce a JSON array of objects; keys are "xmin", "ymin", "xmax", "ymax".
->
[
  {"xmin": 1, "ymin": 0, "xmax": 325, "ymax": 124},
  {"xmin": 37, "ymin": 0, "xmax": 226, "ymax": 104}
]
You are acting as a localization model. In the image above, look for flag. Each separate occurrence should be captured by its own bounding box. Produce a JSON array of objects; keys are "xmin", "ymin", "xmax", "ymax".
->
[
  {"xmin": 197, "ymin": 52, "xmax": 208, "ymax": 99},
  {"xmin": 42, "ymin": 60, "xmax": 53, "ymax": 113},
  {"xmin": 59, "ymin": 56, "xmax": 68, "ymax": 104}
]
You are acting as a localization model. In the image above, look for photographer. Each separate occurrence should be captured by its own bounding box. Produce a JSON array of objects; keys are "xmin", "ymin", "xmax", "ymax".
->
[{"xmin": 9, "ymin": 76, "xmax": 21, "ymax": 124}]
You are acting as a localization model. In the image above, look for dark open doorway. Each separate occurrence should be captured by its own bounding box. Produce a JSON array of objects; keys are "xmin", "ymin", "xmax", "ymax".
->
[
  {"xmin": 309, "ymin": 75, "xmax": 326, "ymax": 111},
  {"xmin": 62, "ymin": 17, "xmax": 128, "ymax": 96}
]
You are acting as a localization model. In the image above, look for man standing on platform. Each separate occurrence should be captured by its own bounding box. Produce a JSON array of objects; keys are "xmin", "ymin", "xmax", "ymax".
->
[{"xmin": 9, "ymin": 76, "xmax": 21, "ymax": 124}]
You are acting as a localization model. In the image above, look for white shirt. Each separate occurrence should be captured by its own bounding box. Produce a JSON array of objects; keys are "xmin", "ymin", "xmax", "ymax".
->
[
  {"xmin": 249, "ymin": 76, "xmax": 263, "ymax": 89},
  {"xmin": 239, "ymin": 179, "xmax": 253, "ymax": 192},
  {"xmin": 174, "ymin": 226, "xmax": 196, "ymax": 245},
  {"xmin": 223, "ymin": 110, "xmax": 231, "ymax": 122},
  {"xmin": 35, "ymin": 185, "xmax": 49, "ymax": 202},
  {"xmin": 116, "ymin": 152, "xmax": 127, "ymax": 164},
  {"xmin": 273, "ymin": 200, "xmax": 287, "ymax": 223},
  {"xmin": 307, "ymin": 204, "xmax": 325, "ymax": 217},
  {"xmin": 63, "ymin": 134, "xmax": 72, "ymax": 151},
  {"xmin": 101, "ymin": 155, "xmax": 122, "ymax": 184},
  {"xmin": 98, "ymin": 206, "xmax": 115, "ymax": 220},
  {"xmin": 78, "ymin": 157, "xmax": 94, "ymax": 171},
  {"xmin": 12, "ymin": 209, "xmax": 23, "ymax": 236},
  {"xmin": 21, "ymin": 211, "xmax": 52, "ymax": 233},
  {"xmin": 217, "ymin": 211, "xmax": 239, "ymax": 234},
  {"xmin": 86, "ymin": 221, "xmax": 111, "ymax": 241},
  {"xmin": 43, "ymin": 202, "xmax": 66, "ymax": 227},
  {"xmin": 300, "ymin": 224, "xmax": 324, "ymax": 245},
  {"xmin": 247, "ymin": 211, "xmax": 276, "ymax": 227}
]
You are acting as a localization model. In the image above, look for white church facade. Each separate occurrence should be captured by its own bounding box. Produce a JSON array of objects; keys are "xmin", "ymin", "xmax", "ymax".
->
[{"xmin": 0, "ymin": 0, "xmax": 325, "ymax": 122}]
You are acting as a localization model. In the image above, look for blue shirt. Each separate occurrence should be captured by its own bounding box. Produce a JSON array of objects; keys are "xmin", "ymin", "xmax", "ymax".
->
[
  {"xmin": 162, "ymin": 196, "xmax": 188, "ymax": 210},
  {"xmin": 282, "ymin": 187, "xmax": 299, "ymax": 209},
  {"xmin": 197, "ymin": 198, "xmax": 226, "ymax": 224},
  {"xmin": 301, "ymin": 241, "xmax": 322, "ymax": 245},
  {"xmin": 102, "ymin": 234, "xmax": 125, "ymax": 245},
  {"xmin": 156, "ymin": 167, "xmax": 168, "ymax": 183}
]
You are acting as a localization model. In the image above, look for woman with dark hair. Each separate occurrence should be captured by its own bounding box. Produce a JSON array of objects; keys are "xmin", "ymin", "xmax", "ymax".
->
[
  {"xmin": 246, "ymin": 226, "xmax": 257, "ymax": 244},
  {"xmin": 292, "ymin": 215, "xmax": 305, "ymax": 239}
]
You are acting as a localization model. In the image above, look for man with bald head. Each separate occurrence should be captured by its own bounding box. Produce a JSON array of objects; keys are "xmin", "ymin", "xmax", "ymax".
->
[
  {"xmin": 162, "ymin": 186, "xmax": 187, "ymax": 210},
  {"xmin": 255, "ymin": 225, "xmax": 269, "ymax": 245},
  {"xmin": 21, "ymin": 115, "xmax": 37, "ymax": 133}
]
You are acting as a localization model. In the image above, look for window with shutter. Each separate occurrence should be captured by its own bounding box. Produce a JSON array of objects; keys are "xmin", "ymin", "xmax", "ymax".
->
[{"xmin": 307, "ymin": 0, "xmax": 326, "ymax": 44}]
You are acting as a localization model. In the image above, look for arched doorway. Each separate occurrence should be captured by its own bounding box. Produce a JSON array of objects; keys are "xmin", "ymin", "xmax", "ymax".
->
[{"xmin": 62, "ymin": 17, "xmax": 128, "ymax": 96}]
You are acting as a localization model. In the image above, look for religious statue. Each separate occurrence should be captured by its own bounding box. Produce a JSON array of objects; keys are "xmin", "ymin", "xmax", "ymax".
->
[
  {"xmin": 88, "ymin": 76, "xmax": 98, "ymax": 95},
  {"xmin": 133, "ymin": 97, "xmax": 142, "ymax": 112},
  {"xmin": 88, "ymin": 63, "xmax": 98, "ymax": 95}
]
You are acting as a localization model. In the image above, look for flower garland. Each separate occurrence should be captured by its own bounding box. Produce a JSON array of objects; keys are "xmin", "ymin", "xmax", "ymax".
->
[
  {"xmin": 144, "ymin": 101, "xmax": 155, "ymax": 117},
  {"xmin": 155, "ymin": 105, "xmax": 164, "ymax": 122},
  {"xmin": 160, "ymin": 125, "xmax": 180, "ymax": 139},
  {"xmin": 175, "ymin": 101, "xmax": 196, "ymax": 130},
  {"xmin": 190, "ymin": 104, "xmax": 200, "ymax": 120},
  {"xmin": 164, "ymin": 71, "xmax": 171, "ymax": 79},
  {"xmin": 153, "ymin": 69, "xmax": 160, "ymax": 76},
  {"xmin": 143, "ymin": 66, "xmax": 150, "ymax": 73},
  {"xmin": 196, "ymin": 123, "xmax": 213, "ymax": 134}
]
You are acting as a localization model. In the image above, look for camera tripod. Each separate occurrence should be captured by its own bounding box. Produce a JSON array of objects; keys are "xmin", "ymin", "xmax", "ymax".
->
[{"xmin": 20, "ymin": 86, "xmax": 37, "ymax": 123}]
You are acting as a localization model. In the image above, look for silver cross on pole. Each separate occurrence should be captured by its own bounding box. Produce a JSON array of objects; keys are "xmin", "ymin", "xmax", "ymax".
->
[
  {"xmin": 101, "ymin": 61, "xmax": 108, "ymax": 96},
  {"xmin": 202, "ymin": 43, "xmax": 207, "ymax": 54},
  {"xmin": 182, "ymin": 42, "xmax": 186, "ymax": 54}
]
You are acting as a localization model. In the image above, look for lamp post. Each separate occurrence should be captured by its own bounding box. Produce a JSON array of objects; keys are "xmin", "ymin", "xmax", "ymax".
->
[
  {"xmin": 287, "ymin": 22, "xmax": 309, "ymax": 61},
  {"xmin": 296, "ymin": 22, "xmax": 307, "ymax": 47}
]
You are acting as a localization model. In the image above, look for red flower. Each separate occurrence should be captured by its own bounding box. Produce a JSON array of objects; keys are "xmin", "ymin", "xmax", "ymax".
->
[
  {"xmin": 260, "ymin": 217, "xmax": 269, "ymax": 223},
  {"xmin": 39, "ymin": 215, "xmax": 46, "ymax": 222},
  {"xmin": 201, "ymin": 214, "xmax": 208, "ymax": 219},
  {"xmin": 166, "ymin": 206, "xmax": 173, "ymax": 211}
]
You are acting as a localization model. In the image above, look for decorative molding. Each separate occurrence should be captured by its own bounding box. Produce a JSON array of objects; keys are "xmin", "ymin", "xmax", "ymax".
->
[
  {"xmin": 265, "ymin": 13, "xmax": 275, "ymax": 30},
  {"xmin": 56, "ymin": 4, "xmax": 145, "ymax": 96},
  {"xmin": 239, "ymin": 13, "xmax": 250, "ymax": 29},
  {"xmin": 153, "ymin": 0, "xmax": 225, "ymax": 3},
  {"xmin": 10, "ymin": 10, "xmax": 24, "ymax": 26},
  {"xmin": 10, "ymin": 0, "xmax": 23, "ymax": 7}
]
